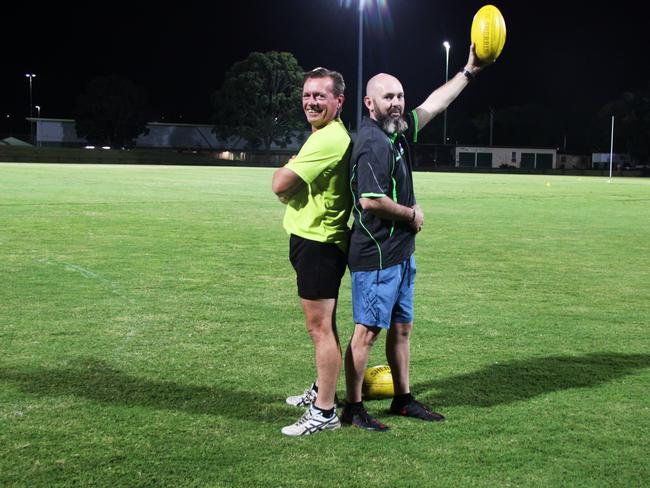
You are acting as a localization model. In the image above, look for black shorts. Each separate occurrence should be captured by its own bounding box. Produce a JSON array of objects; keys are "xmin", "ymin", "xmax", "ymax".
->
[{"xmin": 289, "ymin": 234, "xmax": 347, "ymax": 300}]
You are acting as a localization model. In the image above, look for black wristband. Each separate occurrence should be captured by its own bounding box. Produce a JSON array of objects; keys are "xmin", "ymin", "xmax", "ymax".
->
[{"xmin": 461, "ymin": 68, "xmax": 474, "ymax": 81}]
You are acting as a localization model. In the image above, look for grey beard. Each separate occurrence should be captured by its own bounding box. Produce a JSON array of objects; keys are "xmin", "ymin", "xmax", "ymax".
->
[{"xmin": 378, "ymin": 113, "xmax": 408, "ymax": 135}]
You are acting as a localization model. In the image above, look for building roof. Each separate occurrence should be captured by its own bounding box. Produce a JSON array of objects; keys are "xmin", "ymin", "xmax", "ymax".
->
[{"xmin": 0, "ymin": 136, "xmax": 33, "ymax": 146}]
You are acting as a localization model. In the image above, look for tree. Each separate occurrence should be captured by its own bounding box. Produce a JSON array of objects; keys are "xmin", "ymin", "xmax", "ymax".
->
[
  {"xmin": 590, "ymin": 86, "xmax": 650, "ymax": 161},
  {"xmin": 75, "ymin": 75, "xmax": 150, "ymax": 148},
  {"xmin": 211, "ymin": 51, "xmax": 305, "ymax": 154}
]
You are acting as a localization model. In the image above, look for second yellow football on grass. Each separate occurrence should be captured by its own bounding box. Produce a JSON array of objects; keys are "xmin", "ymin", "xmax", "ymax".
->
[{"xmin": 362, "ymin": 364, "xmax": 395, "ymax": 400}]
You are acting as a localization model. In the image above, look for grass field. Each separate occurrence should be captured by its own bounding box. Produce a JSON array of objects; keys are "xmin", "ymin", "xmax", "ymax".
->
[{"xmin": 1, "ymin": 163, "xmax": 649, "ymax": 487}]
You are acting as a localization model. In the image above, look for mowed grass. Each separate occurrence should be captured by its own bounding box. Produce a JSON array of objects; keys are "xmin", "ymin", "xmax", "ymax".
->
[{"xmin": 1, "ymin": 163, "xmax": 649, "ymax": 487}]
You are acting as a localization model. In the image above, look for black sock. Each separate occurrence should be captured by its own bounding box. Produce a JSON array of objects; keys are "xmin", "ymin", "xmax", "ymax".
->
[
  {"xmin": 392, "ymin": 393, "xmax": 413, "ymax": 408},
  {"xmin": 312, "ymin": 382, "xmax": 319, "ymax": 393},
  {"xmin": 345, "ymin": 401, "xmax": 364, "ymax": 411},
  {"xmin": 313, "ymin": 405, "xmax": 335, "ymax": 418}
]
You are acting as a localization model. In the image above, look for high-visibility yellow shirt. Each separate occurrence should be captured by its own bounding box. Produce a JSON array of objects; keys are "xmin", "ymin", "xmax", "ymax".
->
[{"xmin": 282, "ymin": 118, "xmax": 352, "ymax": 251}]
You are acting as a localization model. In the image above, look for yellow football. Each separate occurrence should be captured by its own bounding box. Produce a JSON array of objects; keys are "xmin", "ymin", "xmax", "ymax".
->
[
  {"xmin": 471, "ymin": 5, "xmax": 507, "ymax": 63},
  {"xmin": 362, "ymin": 364, "xmax": 394, "ymax": 400}
]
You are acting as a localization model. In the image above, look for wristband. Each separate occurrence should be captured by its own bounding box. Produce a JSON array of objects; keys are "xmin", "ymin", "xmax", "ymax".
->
[{"xmin": 461, "ymin": 68, "xmax": 474, "ymax": 81}]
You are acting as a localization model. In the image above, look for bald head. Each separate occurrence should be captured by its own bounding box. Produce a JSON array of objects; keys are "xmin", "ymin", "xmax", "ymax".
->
[
  {"xmin": 364, "ymin": 73, "xmax": 407, "ymax": 134},
  {"xmin": 366, "ymin": 73, "xmax": 403, "ymax": 100}
]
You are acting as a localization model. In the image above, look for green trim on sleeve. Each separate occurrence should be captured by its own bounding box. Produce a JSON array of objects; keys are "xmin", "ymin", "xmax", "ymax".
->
[
  {"xmin": 411, "ymin": 109, "xmax": 419, "ymax": 143},
  {"xmin": 361, "ymin": 192, "xmax": 386, "ymax": 198}
]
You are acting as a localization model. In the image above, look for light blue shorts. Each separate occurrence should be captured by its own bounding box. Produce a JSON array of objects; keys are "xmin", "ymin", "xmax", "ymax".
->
[{"xmin": 351, "ymin": 255, "xmax": 416, "ymax": 329}]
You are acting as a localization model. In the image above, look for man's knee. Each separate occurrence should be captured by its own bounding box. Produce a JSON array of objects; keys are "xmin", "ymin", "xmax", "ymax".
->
[
  {"xmin": 391, "ymin": 322, "xmax": 413, "ymax": 338},
  {"xmin": 306, "ymin": 316, "xmax": 334, "ymax": 339},
  {"xmin": 302, "ymin": 299, "xmax": 336, "ymax": 337},
  {"xmin": 352, "ymin": 324, "xmax": 382, "ymax": 349}
]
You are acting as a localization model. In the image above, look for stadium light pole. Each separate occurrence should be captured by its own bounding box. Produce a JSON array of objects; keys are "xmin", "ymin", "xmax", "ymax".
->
[
  {"xmin": 442, "ymin": 42, "xmax": 450, "ymax": 144},
  {"xmin": 25, "ymin": 73, "xmax": 36, "ymax": 144},
  {"xmin": 356, "ymin": 0, "xmax": 366, "ymax": 132}
]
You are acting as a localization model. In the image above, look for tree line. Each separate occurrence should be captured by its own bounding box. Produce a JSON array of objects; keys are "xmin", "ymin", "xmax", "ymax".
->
[{"xmin": 74, "ymin": 51, "xmax": 650, "ymax": 161}]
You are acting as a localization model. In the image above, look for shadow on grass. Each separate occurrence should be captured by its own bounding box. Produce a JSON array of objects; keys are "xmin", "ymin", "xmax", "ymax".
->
[
  {"xmin": 5, "ymin": 353, "xmax": 648, "ymax": 419},
  {"xmin": 0, "ymin": 359, "xmax": 289, "ymax": 423},
  {"xmin": 413, "ymin": 352, "xmax": 650, "ymax": 407}
]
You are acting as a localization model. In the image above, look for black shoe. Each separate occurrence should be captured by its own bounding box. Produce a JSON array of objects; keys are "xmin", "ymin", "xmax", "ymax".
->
[
  {"xmin": 389, "ymin": 399, "xmax": 445, "ymax": 422},
  {"xmin": 341, "ymin": 406, "xmax": 389, "ymax": 432}
]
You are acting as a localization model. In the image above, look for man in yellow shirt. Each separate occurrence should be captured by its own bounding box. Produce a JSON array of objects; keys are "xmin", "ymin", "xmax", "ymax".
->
[{"xmin": 272, "ymin": 67, "xmax": 351, "ymax": 436}]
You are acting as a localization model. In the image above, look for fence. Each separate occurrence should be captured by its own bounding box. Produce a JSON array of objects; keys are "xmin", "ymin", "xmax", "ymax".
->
[{"xmin": 1, "ymin": 146, "xmax": 647, "ymax": 177}]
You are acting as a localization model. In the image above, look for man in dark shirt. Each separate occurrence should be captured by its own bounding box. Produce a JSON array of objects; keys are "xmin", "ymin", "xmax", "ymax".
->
[{"xmin": 342, "ymin": 44, "xmax": 486, "ymax": 431}]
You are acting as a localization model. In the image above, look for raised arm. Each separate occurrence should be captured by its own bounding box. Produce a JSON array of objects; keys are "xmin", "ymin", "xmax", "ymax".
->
[{"xmin": 414, "ymin": 43, "xmax": 487, "ymax": 130}]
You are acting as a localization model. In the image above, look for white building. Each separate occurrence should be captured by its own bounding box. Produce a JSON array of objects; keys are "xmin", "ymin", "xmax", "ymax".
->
[{"xmin": 455, "ymin": 145, "xmax": 557, "ymax": 169}]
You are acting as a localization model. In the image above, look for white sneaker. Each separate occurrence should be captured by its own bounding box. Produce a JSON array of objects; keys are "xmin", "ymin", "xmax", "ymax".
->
[
  {"xmin": 286, "ymin": 383, "xmax": 318, "ymax": 407},
  {"xmin": 281, "ymin": 406, "xmax": 341, "ymax": 436}
]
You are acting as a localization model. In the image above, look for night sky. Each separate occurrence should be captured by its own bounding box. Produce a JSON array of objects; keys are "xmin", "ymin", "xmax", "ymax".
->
[{"xmin": 2, "ymin": 0, "xmax": 648, "ymax": 149}]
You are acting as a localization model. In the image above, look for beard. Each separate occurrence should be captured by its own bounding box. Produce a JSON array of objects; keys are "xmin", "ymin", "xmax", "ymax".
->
[{"xmin": 375, "ymin": 107, "xmax": 408, "ymax": 135}]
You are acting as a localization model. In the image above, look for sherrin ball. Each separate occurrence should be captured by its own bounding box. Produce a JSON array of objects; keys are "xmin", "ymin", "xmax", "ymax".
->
[
  {"xmin": 362, "ymin": 364, "xmax": 395, "ymax": 400},
  {"xmin": 471, "ymin": 5, "xmax": 507, "ymax": 63}
]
